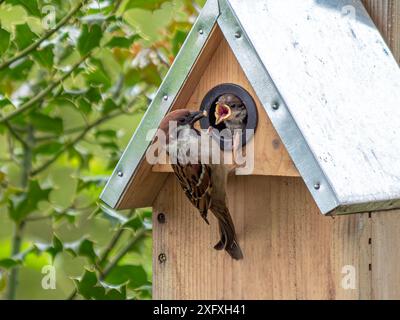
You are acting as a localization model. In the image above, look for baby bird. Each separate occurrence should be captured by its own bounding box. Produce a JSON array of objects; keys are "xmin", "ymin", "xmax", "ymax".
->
[{"xmin": 215, "ymin": 94, "xmax": 247, "ymax": 135}]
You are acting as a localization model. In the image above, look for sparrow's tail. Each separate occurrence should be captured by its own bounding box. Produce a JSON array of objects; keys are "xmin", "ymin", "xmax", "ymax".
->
[{"xmin": 211, "ymin": 206, "xmax": 243, "ymax": 260}]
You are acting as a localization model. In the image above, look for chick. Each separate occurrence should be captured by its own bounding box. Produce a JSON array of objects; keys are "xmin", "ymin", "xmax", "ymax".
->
[{"xmin": 215, "ymin": 94, "xmax": 247, "ymax": 135}]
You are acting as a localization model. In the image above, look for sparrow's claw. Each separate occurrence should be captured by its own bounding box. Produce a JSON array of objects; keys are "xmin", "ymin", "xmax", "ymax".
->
[
  {"xmin": 214, "ymin": 240, "xmax": 224, "ymax": 251},
  {"xmin": 201, "ymin": 213, "xmax": 210, "ymax": 225}
]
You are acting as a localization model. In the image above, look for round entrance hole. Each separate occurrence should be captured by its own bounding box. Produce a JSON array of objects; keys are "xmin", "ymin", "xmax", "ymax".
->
[{"xmin": 199, "ymin": 83, "xmax": 258, "ymax": 150}]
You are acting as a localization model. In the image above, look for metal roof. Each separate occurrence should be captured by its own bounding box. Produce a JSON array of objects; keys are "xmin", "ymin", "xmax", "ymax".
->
[{"xmin": 101, "ymin": 0, "xmax": 400, "ymax": 215}]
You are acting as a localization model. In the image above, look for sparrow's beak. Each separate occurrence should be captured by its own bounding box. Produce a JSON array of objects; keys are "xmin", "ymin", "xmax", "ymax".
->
[
  {"xmin": 215, "ymin": 103, "xmax": 232, "ymax": 125},
  {"xmin": 189, "ymin": 110, "xmax": 208, "ymax": 124}
]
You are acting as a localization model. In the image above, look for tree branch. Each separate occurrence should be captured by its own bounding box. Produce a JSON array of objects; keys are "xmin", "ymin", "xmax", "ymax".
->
[
  {"xmin": 4, "ymin": 121, "xmax": 29, "ymax": 149},
  {"xmin": 31, "ymin": 109, "xmax": 125, "ymax": 176},
  {"xmin": 6, "ymin": 222, "xmax": 25, "ymax": 300},
  {"xmin": 6, "ymin": 126, "xmax": 34, "ymax": 300},
  {"xmin": 98, "ymin": 210, "xmax": 136, "ymax": 267},
  {"xmin": 0, "ymin": 53, "xmax": 90, "ymax": 125},
  {"xmin": 101, "ymin": 229, "xmax": 147, "ymax": 280},
  {"xmin": 0, "ymin": 1, "xmax": 87, "ymax": 71},
  {"xmin": 67, "ymin": 214, "xmax": 145, "ymax": 300}
]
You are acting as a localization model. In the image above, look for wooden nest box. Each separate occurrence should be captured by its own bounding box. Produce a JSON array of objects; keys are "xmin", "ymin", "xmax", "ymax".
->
[{"xmin": 101, "ymin": 0, "xmax": 400, "ymax": 299}]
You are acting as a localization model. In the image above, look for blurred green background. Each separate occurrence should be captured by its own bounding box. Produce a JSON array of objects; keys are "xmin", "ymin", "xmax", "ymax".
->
[{"xmin": 0, "ymin": 0, "xmax": 204, "ymax": 299}]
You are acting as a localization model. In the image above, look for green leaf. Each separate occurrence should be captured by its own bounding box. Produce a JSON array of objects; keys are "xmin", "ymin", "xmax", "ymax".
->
[
  {"xmin": 74, "ymin": 269, "xmax": 127, "ymax": 300},
  {"xmin": 85, "ymin": 87, "xmax": 102, "ymax": 103},
  {"xmin": 0, "ymin": 96, "xmax": 14, "ymax": 109},
  {"xmin": 64, "ymin": 238, "xmax": 97, "ymax": 264},
  {"xmin": 102, "ymin": 98, "xmax": 117, "ymax": 114},
  {"xmin": 125, "ymin": 0, "xmax": 172, "ymax": 11},
  {"xmin": 77, "ymin": 176, "xmax": 107, "ymax": 192},
  {"xmin": 74, "ymin": 269, "xmax": 103, "ymax": 299},
  {"xmin": 48, "ymin": 234, "xmax": 63, "ymax": 261},
  {"xmin": 123, "ymin": 2, "xmax": 174, "ymax": 42},
  {"xmin": 76, "ymin": 97, "xmax": 92, "ymax": 114},
  {"xmin": 0, "ymin": 258, "xmax": 21, "ymax": 269},
  {"xmin": 8, "ymin": 0, "xmax": 41, "ymax": 17},
  {"xmin": 99, "ymin": 142, "xmax": 119, "ymax": 152},
  {"xmin": 0, "ymin": 27, "xmax": 11, "ymax": 56},
  {"xmin": 123, "ymin": 216, "xmax": 143, "ymax": 231},
  {"xmin": 34, "ymin": 142, "xmax": 63, "ymax": 156},
  {"xmin": 172, "ymin": 29, "xmax": 187, "ymax": 56},
  {"xmin": 105, "ymin": 265, "xmax": 148, "ymax": 289},
  {"xmin": 32, "ymin": 44, "xmax": 54, "ymax": 69},
  {"xmin": 98, "ymin": 203, "xmax": 128, "ymax": 225},
  {"xmin": 95, "ymin": 129, "xmax": 117, "ymax": 140},
  {"xmin": 106, "ymin": 35, "xmax": 141, "ymax": 49},
  {"xmin": 14, "ymin": 24, "xmax": 37, "ymax": 50},
  {"xmin": 140, "ymin": 63, "xmax": 162, "ymax": 86},
  {"xmin": 8, "ymin": 180, "xmax": 51, "ymax": 222},
  {"xmin": 1, "ymin": 59, "xmax": 33, "ymax": 81},
  {"xmin": 77, "ymin": 24, "xmax": 103, "ymax": 56},
  {"xmin": 30, "ymin": 112, "xmax": 63, "ymax": 134},
  {"xmin": 85, "ymin": 59, "xmax": 112, "ymax": 89}
]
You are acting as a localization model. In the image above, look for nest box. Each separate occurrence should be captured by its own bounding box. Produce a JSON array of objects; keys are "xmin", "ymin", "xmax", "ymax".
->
[{"xmin": 101, "ymin": 0, "xmax": 400, "ymax": 299}]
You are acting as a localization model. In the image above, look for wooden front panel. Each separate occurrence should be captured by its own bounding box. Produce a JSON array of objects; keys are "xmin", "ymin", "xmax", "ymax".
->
[{"xmin": 153, "ymin": 176, "xmax": 373, "ymax": 300}]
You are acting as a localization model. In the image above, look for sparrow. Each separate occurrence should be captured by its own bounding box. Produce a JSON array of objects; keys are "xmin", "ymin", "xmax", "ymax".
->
[
  {"xmin": 157, "ymin": 109, "xmax": 243, "ymax": 260},
  {"xmin": 215, "ymin": 94, "xmax": 247, "ymax": 135}
]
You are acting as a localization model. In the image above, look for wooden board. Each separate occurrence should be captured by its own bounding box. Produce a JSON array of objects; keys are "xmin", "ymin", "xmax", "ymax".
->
[
  {"xmin": 153, "ymin": 175, "xmax": 371, "ymax": 299},
  {"xmin": 362, "ymin": 0, "xmax": 400, "ymax": 300},
  {"xmin": 152, "ymin": 29, "xmax": 299, "ymax": 177}
]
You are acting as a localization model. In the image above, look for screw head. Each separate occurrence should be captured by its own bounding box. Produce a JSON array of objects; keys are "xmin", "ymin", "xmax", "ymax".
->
[
  {"xmin": 272, "ymin": 102, "xmax": 280, "ymax": 110},
  {"xmin": 314, "ymin": 183, "xmax": 321, "ymax": 190},
  {"xmin": 235, "ymin": 31, "xmax": 241, "ymax": 38},
  {"xmin": 158, "ymin": 253, "xmax": 167, "ymax": 264},
  {"xmin": 163, "ymin": 95, "xmax": 168, "ymax": 101},
  {"xmin": 117, "ymin": 171, "xmax": 123, "ymax": 177},
  {"xmin": 157, "ymin": 213, "xmax": 166, "ymax": 224},
  {"xmin": 199, "ymin": 29, "xmax": 204, "ymax": 35}
]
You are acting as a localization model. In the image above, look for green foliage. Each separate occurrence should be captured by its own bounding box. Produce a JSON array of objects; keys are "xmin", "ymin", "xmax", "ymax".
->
[
  {"xmin": 8, "ymin": 180, "xmax": 52, "ymax": 223},
  {"xmin": 0, "ymin": 0, "xmax": 201, "ymax": 300},
  {"xmin": 74, "ymin": 269, "xmax": 127, "ymax": 300},
  {"xmin": 77, "ymin": 24, "xmax": 103, "ymax": 56}
]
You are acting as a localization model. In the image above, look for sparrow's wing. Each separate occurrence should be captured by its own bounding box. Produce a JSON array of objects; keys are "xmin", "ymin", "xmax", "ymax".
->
[{"xmin": 172, "ymin": 163, "xmax": 212, "ymax": 224}]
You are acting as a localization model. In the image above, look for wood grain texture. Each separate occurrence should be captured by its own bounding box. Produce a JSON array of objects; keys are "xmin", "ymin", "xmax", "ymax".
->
[
  {"xmin": 153, "ymin": 175, "xmax": 371, "ymax": 300},
  {"xmin": 117, "ymin": 26, "xmax": 223, "ymax": 209},
  {"xmin": 362, "ymin": 0, "xmax": 400, "ymax": 300},
  {"xmin": 152, "ymin": 29, "xmax": 299, "ymax": 177}
]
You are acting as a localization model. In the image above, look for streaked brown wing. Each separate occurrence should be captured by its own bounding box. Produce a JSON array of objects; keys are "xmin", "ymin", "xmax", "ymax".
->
[{"xmin": 172, "ymin": 163, "xmax": 212, "ymax": 223}]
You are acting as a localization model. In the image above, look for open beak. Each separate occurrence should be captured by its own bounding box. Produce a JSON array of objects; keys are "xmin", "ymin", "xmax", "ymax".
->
[
  {"xmin": 189, "ymin": 110, "xmax": 208, "ymax": 124},
  {"xmin": 215, "ymin": 103, "xmax": 232, "ymax": 125}
]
